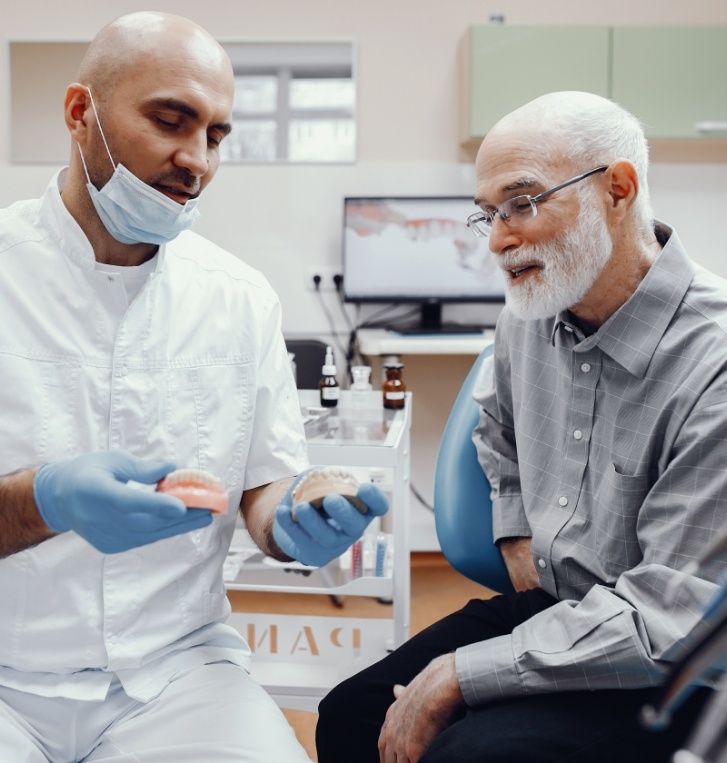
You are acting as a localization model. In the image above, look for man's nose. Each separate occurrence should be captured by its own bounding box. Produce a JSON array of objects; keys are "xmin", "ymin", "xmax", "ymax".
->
[
  {"xmin": 173, "ymin": 134, "xmax": 209, "ymax": 178},
  {"xmin": 486, "ymin": 217, "xmax": 522, "ymax": 256}
]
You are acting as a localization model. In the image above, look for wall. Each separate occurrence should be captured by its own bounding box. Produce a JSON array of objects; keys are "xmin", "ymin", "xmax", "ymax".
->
[
  {"xmin": 3, "ymin": 0, "xmax": 727, "ymax": 547},
  {"xmin": 5, "ymin": 0, "xmax": 727, "ymax": 322}
]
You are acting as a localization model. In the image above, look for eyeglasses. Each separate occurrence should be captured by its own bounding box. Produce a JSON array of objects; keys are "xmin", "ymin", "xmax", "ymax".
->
[{"xmin": 466, "ymin": 165, "xmax": 608, "ymax": 238}]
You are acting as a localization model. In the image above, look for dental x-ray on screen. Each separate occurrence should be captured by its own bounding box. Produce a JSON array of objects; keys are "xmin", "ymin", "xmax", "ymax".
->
[{"xmin": 342, "ymin": 197, "xmax": 506, "ymax": 307}]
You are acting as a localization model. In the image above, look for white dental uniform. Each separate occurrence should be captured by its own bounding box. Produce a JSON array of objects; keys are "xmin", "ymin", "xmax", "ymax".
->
[{"xmin": 0, "ymin": 170, "xmax": 311, "ymax": 762}]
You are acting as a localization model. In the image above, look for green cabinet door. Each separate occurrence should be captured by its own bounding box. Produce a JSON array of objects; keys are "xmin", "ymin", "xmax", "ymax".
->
[
  {"xmin": 612, "ymin": 27, "xmax": 727, "ymax": 139},
  {"xmin": 467, "ymin": 25, "xmax": 611, "ymax": 137}
]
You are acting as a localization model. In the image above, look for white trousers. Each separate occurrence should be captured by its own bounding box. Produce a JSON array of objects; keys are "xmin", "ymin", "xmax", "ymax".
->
[{"xmin": 0, "ymin": 663, "xmax": 313, "ymax": 763}]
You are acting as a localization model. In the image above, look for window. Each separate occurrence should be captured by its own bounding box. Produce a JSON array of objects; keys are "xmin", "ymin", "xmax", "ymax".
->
[{"xmin": 220, "ymin": 42, "xmax": 356, "ymax": 164}]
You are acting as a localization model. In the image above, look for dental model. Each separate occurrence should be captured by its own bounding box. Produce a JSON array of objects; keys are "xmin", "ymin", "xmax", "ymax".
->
[
  {"xmin": 157, "ymin": 468, "xmax": 229, "ymax": 514},
  {"xmin": 291, "ymin": 467, "xmax": 366, "ymax": 521}
]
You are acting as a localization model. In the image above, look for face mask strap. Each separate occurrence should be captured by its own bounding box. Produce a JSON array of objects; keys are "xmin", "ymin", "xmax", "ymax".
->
[
  {"xmin": 84, "ymin": 88, "xmax": 116, "ymax": 172},
  {"xmin": 76, "ymin": 142, "xmax": 93, "ymax": 186}
]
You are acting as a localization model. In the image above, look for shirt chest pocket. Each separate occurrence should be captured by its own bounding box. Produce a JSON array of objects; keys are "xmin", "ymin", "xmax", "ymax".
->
[
  {"xmin": 0, "ymin": 356, "xmax": 86, "ymax": 471},
  {"xmin": 123, "ymin": 362, "xmax": 253, "ymax": 492},
  {"xmin": 590, "ymin": 462, "xmax": 653, "ymax": 579}
]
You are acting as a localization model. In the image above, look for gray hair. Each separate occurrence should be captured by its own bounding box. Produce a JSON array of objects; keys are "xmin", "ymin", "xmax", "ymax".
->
[{"xmin": 545, "ymin": 94, "xmax": 654, "ymax": 236}]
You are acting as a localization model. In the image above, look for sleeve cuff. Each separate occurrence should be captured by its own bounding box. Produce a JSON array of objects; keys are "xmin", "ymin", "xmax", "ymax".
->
[
  {"xmin": 455, "ymin": 635, "xmax": 523, "ymax": 705},
  {"xmin": 492, "ymin": 494, "xmax": 530, "ymax": 542}
]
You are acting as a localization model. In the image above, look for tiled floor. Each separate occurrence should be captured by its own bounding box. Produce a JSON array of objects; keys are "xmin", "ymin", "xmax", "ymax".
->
[{"xmin": 228, "ymin": 553, "xmax": 493, "ymax": 761}]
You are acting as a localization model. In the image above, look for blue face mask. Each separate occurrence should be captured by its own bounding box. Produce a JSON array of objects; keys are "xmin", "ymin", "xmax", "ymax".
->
[{"xmin": 77, "ymin": 90, "xmax": 201, "ymax": 246}]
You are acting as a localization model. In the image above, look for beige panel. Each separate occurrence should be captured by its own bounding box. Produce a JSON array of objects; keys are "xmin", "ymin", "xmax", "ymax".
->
[{"xmin": 10, "ymin": 42, "xmax": 88, "ymax": 164}]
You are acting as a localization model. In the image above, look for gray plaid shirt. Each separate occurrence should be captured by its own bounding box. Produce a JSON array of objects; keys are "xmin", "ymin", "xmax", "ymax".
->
[{"xmin": 457, "ymin": 224, "xmax": 727, "ymax": 705}]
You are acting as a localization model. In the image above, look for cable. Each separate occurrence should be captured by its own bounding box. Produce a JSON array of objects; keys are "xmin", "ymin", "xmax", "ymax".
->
[
  {"xmin": 342, "ymin": 303, "xmax": 428, "ymax": 380},
  {"xmin": 410, "ymin": 482, "xmax": 434, "ymax": 512},
  {"xmin": 313, "ymin": 289, "xmax": 348, "ymax": 360},
  {"xmin": 334, "ymin": 277, "xmax": 354, "ymax": 331}
]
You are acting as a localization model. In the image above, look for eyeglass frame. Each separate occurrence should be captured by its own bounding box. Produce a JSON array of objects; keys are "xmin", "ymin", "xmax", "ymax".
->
[{"xmin": 466, "ymin": 165, "xmax": 609, "ymax": 238}]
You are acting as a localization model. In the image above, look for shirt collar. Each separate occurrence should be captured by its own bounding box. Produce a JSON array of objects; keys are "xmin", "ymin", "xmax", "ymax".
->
[
  {"xmin": 551, "ymin": 223, "xmax": 695, "ymax": 377},
  {"xmin": 40, "ymin": 168, "xmax": 166, "ymax": 273}
]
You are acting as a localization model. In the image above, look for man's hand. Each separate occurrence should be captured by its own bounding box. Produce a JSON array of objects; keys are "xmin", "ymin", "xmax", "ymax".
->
[
  {"xmin": 499, "ymin": 537, "xmax": 540, "ymax": 591},
  {"xmin": 377, "ymin": 654, "xmax": 464, "ymax": 763},
  {"xmin": 273, "ymin": 473, "xmax": 388, "ymax": 567},
  {"xmin": 33, "ymin": 450, "xmax": 212, "ymax": 553}
]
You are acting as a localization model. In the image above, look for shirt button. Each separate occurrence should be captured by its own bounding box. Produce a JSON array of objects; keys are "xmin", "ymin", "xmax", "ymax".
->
[
  {"xmin": 538, "ymin": 558, "xmax": 547, "ymax": 569},
  {"xmin": 573, "ymin": 429, "xmax": 583, "ymax": 440},
  {"xmin": 119, "ymin": 366, "xmax": 128, "ymax": 377},
  {"xmin": 558, "ymin": 496, "xmax": 568, "ymax": 506},
  {"xmin": 580, "ymin": 362, "xmax": 591, "ymax": 373}
]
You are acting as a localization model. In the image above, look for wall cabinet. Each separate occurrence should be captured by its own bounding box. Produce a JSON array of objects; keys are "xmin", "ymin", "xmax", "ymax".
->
[
  {"xmin": 464, "ymin": 26, "xmax": 610, "ymax": 143},
  {"xmin": 463, "ymin": 25, "xmax": 727, "ymax": 160},
  {"xmin": 611, "ymin": 27, "xmax": 727, "ymax": 140}
]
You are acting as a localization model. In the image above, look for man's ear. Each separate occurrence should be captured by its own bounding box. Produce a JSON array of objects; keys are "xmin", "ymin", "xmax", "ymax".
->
[
  {"xmin": 64, "ymin": 83, "xmax": 92, "ymax": 143},
  {"xmin": 604, "ymin": 159, "xmax": 639, "ymax": 226}
]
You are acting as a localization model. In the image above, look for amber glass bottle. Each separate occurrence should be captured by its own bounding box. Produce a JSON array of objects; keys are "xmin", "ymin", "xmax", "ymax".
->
[{"xmin": 382, "ymin": 363, "xmax": 406, "ymax": 409}]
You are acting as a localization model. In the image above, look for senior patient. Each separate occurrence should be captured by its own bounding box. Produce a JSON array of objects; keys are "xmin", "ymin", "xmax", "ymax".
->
[
  {"xmin": 0, "ymin": 12, "xmax": 386, "ymax": 763},
  {"xmin": 317, "ymin": 91, "xmax": 727, "ymax": 763}
]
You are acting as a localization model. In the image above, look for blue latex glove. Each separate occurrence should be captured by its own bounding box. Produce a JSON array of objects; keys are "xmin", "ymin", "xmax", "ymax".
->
[
  {"xmin": 33, "ymin": 450, "xmax": 212, "ymax": 554},
  {"xmin": 273, "ymin": 472, "xmax": 389, "ymax": 567}
]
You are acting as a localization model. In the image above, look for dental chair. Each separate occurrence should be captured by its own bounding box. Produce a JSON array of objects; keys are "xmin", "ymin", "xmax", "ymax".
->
[{"xmin": 433, "ymin": 343, "xmax": 515, "ymax": 594}]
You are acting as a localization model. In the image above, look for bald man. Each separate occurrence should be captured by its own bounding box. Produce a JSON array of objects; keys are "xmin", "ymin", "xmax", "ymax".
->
[
  {"xmin": 317, "ymin": 91, "xmax": 727, "ymax": 762},
  {"xmin": 0, "ymin": 11, "xmax": 387, "ymax": 763}
]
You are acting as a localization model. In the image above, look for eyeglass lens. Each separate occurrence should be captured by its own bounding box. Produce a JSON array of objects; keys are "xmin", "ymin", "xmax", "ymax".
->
[{"xmin": 467, "ymin": 195, "xmax": 535, "ymax": 237}]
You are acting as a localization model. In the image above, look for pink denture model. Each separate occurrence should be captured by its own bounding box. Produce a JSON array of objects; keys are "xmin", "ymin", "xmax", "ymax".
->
[{"xmin": 157, "ymin": 468, "xmax": 229, "ymax": 514}]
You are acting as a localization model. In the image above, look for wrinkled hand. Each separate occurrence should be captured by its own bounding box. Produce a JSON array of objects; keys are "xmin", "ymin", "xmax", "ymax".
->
[
  {"xmin": 499, "ymin": 537, "xmax": 540, "ymax": 592},
  {"xmin": 33, "ymin": 450, "xmax": 212, "ymax": 554},
  {"xmin": 378, "ymin": 654, "xmax": 464, "ymax": 763},
  {"xmin": 273, "ymin": 473, "xmax": 388, "ymax": 567}
]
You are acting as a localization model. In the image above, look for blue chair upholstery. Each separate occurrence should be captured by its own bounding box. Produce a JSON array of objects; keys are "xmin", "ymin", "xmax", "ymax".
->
[{"xmin": 433, "ymin": 344, "xmax": 515, "ymax": 594}]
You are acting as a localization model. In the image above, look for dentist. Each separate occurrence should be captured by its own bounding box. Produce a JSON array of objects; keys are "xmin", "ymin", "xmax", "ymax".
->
[{"xmin": 0, "ymin": 11, "xmax": 385, "ymax": 763}]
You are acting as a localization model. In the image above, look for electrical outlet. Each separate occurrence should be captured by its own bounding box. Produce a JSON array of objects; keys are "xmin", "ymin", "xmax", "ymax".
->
[{"xmin": 307, "ymin": 266, "xmax": 340, "ymax": 291}]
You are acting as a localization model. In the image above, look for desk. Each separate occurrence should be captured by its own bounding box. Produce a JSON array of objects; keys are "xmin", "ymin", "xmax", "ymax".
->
[
  {"xmin": 226, "ymin": 390, "xmax": 411, "ymax": 711},
  {"xmin": 357, "ymin": 327, "xmax": 494, "ymax": 357}
]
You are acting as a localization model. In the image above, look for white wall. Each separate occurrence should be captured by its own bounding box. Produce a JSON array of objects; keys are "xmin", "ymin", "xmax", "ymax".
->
[
  {"xmin": 4, "ymin": 0, "xmax": 727, "ymax": 547},
  {"xmin": 5, "ymin": 0, "xmax": 727, "ymax": 329}
]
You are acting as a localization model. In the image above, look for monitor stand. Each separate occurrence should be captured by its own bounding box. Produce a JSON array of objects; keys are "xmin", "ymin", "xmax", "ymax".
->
[{"xmin": 388, "ymin": 302, "xmax": 487, "ymax": 336}]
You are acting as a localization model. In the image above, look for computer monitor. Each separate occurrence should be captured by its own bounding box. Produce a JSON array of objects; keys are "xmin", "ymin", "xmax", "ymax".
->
[{"xmin": 342, "ymin": 196, "xmax": 506, "ymax": 332}]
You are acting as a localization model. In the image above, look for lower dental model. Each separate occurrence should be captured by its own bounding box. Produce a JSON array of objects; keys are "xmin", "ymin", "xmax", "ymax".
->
[
  {"xmin": 157, "ymin": 468, "xmax": 229, "ymax": 514},
  {"xmin": 290, "ymin": 467, "xmax": 366, "ymax": 521}
]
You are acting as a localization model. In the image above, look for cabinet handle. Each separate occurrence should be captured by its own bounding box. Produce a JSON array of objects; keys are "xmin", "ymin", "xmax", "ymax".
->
[{"xmin": 694, "ymin": 121, "xmax": 727, "ymax": 133}]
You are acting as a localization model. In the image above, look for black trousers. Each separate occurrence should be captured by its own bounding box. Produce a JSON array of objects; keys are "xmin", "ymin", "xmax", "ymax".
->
[{"xmin": 316, "ymin": 590, "xmax": 711, "ymax": 762}]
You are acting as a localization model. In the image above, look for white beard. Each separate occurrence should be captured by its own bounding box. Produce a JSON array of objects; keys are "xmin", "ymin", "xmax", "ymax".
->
[{"xmin": 499, "ymin": 201, "xmax": 613, "ymax": 321}]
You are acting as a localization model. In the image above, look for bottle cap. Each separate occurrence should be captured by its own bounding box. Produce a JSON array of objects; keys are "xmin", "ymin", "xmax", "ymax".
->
[
  {"xmin": 322, "ymin": 345, "xmax": 337, "ymax": 376},
  {"xmin": 351, "ymin": 365, "xmax": 372, "ymax": 383}
]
